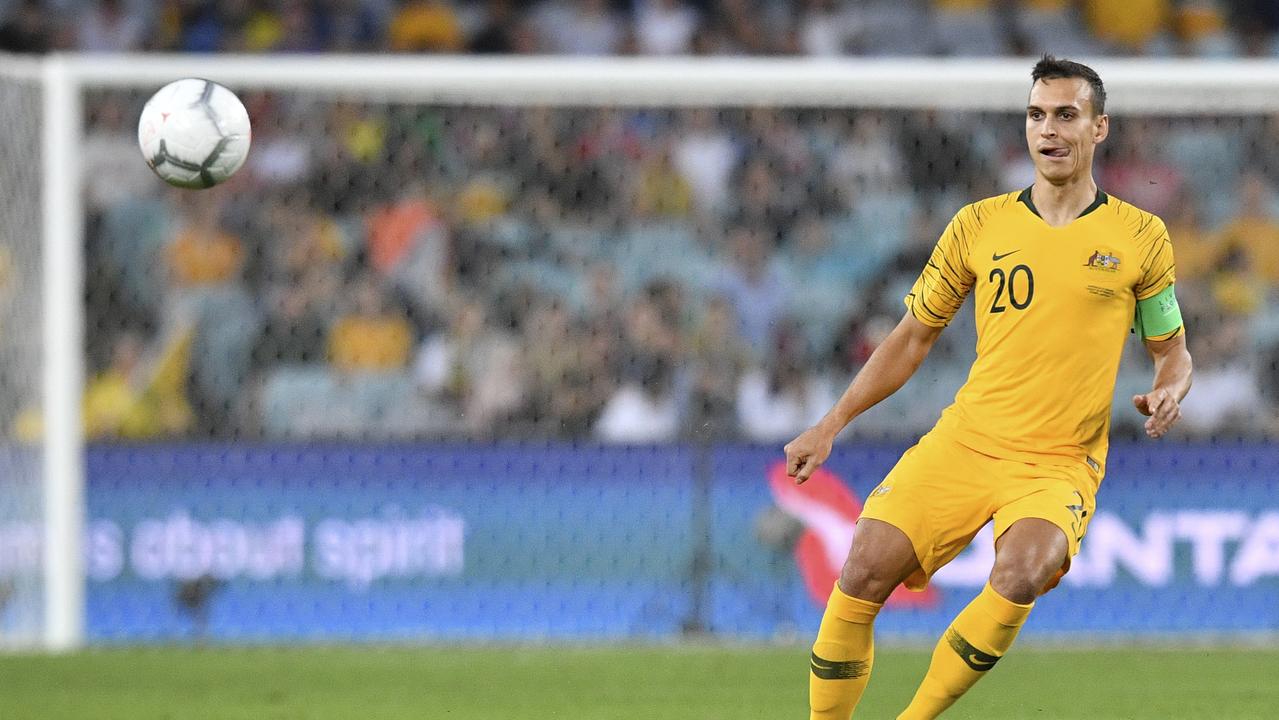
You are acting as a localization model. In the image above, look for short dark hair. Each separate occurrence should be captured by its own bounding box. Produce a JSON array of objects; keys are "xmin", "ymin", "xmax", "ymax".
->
[{"xmin": 1031, "ymin": 54, "xmax": 1106, "ymax": 116}]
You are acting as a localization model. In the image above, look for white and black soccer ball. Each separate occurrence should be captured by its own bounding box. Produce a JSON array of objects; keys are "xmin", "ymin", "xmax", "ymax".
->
[{"xmin": 137, "ymin": 78, "xmax": 251, "ymax": 189}]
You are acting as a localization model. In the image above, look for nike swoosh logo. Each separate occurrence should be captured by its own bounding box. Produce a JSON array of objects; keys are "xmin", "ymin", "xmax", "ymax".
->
[
  {"xmin": 992, "ymin": 250, "xmax": 1020, "ymax": 261},
  {"xmin": 967, "ymin": 653, "xmax": 996, "ymax": 669},
  {"xmin": 810, "ymin": 652, "xmax": 870, "ymax": 679},
  {"xmin": 945, "ymin": 628, "xmax": 1001, "ymax": 672}
]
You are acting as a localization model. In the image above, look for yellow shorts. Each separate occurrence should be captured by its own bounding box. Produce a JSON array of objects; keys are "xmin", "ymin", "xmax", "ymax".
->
[{"xmin": 860, "ymin": 429, "xmax": 1099, "ymax": 591}]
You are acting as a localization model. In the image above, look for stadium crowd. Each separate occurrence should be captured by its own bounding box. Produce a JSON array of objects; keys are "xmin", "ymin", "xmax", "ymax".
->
[
  {"xmin": 5, "ymin": 1, "xmax": 1279, "ymax": 443},
  {"xmin": 4, "ymin": 0, "xmax": 1279, "ymax": 58},
  {"xmin": 70, "ymin": 92, "xmax": 1279, "ymax": 443}
]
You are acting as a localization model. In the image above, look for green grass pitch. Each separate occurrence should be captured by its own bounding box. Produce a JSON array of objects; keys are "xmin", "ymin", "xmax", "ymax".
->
[{"xmin": 2, "ymin": 644, "xmax": 1277, "ymax": 719}]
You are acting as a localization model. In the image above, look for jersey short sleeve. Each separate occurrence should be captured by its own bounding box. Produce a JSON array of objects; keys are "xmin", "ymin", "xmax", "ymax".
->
[
  {"xmin": 1134, "ymin": 215, "xmax": 1176, "ymax": 300},
  {"xmin": 905, "ymin": 205, "xmax": 978, "ymax": 327},
  {"xmin": 1132, "ymin": 214, "xmax": 1183, "ymax": 341}
]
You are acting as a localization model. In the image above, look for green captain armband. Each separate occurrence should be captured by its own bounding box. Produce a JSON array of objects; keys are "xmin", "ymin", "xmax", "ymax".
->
[{"xmin": 1133, "ymin": 284, "xmax": 1183, "ymax": 340}]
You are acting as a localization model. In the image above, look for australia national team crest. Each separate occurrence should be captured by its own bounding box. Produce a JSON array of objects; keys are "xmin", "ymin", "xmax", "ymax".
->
[{"xmin": 1084, "ymin": 249, "xmax": 1121, "ymax": 272}]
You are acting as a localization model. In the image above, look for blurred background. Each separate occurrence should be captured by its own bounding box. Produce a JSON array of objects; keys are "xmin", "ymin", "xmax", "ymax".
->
[{"xmin": 1, "ymin": 0, "xmax": 1279, "ymax": 652}]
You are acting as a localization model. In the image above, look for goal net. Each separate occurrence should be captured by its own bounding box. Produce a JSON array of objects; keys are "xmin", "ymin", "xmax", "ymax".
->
[
  {"xmin": 0, "ymin": 60, "xmax": 49, "ymax": 648},
  {"xmin": 10, "ymin": 55, "xmax": 1279, "ymax": 647}
]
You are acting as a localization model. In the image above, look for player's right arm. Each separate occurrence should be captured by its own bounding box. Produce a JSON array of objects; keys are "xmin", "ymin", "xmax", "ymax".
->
[
  {"xmin": 785, "ymin": 204, "xmax": 978, "ymax": 483},
  {"xmin": 1128, "ymin": 213, "xmax": 1192, "ymax": 439},
  {"xmin": 785, "ymin": 311, "xmax": 944, "ymax": 483}
]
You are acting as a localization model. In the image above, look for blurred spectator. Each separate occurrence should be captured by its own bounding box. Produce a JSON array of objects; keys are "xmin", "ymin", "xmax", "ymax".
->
[
  {"xmin": 777, "ymin": 214, "xmax": 858, "ymax": 355},
  {"xmin": 1207, "ymin": 244, "xmax": 1264, "ymax": 322},
  {"xmin": 455, "ymin": 174, "xmax": 512, "ymax": 226},
  {"xmin": 830, "ymin": 111, "xmax": 907, "ymax": 199},
  {"xmin": 595, "ymin": 355, "xmax": 681, "ymax": 442},
  {"xmin": 1237, "ymin": 0, "xmax": 1279, "ymax": 55},
  {"xmin": 1174, "ymin": 0, "xmax": 1237, "ymax": 56},
  {"xmin": 255, "ymin": 260, "xmax": 339, "ymax": 367},
  {"xmin": 242, "ymin": 95, "xmax": 313, "ymax": 187},
  {"xmin": 740, "ymin": 110, "xmax": 821, "ymax": 220},
  {"xmin": 643, "ymin": 276, "xmax": 690, "ymax": 333},
  {"xmin": 0, "ymin": 0, "xmax": 53, "ymax": 52},
  {"xmin": 511, "ymin": 293, "xmax": 615, "ymax": 436},
  {"xmin": 83, "ymin": 327, "xmax": 196, "ymax": 440},
  {"xmin": 1177, "ymin": 313, "xmax": 1262, "ymax": 435},
  {"xmin": 389, "ymin": 0, "xmax": 464, "ymax": 52},
  {"xmin": 1011, "ymin": 0, "xmax": 1096, "ymax": 58},
  {"xmin": 571, "ymin": 108, "xmax": 642, "ymax": 219},
  {"xmin": 241, "ymin": 0, "xmax": 326, "ymax": 53},
  {"xmin": 736, "ymin": 319, "xmax": 833, "ymax": 442},
  {"xmin": 516, "ymin": 108, "xmax": 632, "ymax": 222},
  {"xmin": 172, "ymin": 0, "xmax": 235, "ymax": 52},
  {"xmin": 1083, "ymin": 0, "xmax": 1174, "ymax": 54},
  {"xmin": 930, "ymin": 0, "xmax": 1006, "ymax": 56},
  {"xmin": 1215, "ymin": 171, "xmax": 1279, "ymax": 284},
  {"xmin": 333, "ymin": 102, "xmax": 388, "ymax": 165},
  {"xmin": 549, "ymin": 316, "xmax": 618, "ymax": 436},
  {"xmin": 716, "ymin": 0, "xmax": 791, "ymax": 54},
  {"xmin": 854, "ymin": 0, "xmax": 932, "ymax": 56},
  {"xmin": 365, "ymin": 180, "xmax": 453, "ymax": 317},
  {"xmin": 1245, "ymin": 114, "xmax": 1279, "ymax": 192},
  {"xmin": 532, "ymin": 0, "xmax": 626, "ymax": 55},
  {"xmin": 1163, "ymin": 189, "xmax": 1217, "ymax": 284},
  {"xmin": 1101, "ymin": 120, "xmax": 1184, "ymax": 219},
  {"xmin": 633, "ymin": 0, "xmax": 698, "ymax": 55},
  {"xmin": 165, "ymin": 195, "xmax": 245, "ymax": 291},
  {"xmin": 148, "ymin": 0, "xmax": 183, "ymax": 50},
  {"xmin": 470, "ymin": 0, "xmax": 535, "ymax": 53},
  {"xmin": 687, "ymin": 10, "xmax": 733, "ymax": 55},
  {"xmin": 685, "ymin": 294, "xmax": 751, "ymax": 438},
  {"xmin": 327, "ymin": 273, "xmax": 415, "ymax": 374},
  {"xmin": 829, "ymin": 311, "xmax": 896, "ymax": 379},
  {"xmin": 413, "ymin": 296, "xmax": 524, "ymax": 434},
  {"xmin": 254, "ymin": 205, "xmax": 345, "ymax": 367},
  {"xmin": 795, "ymin": 0, "xmax": 862, "ymax": 56},
  {"xmin": 631, "ymin": 135, "xmax": 695, "ymax": 220},
  {"xmin": 619, "ymin": 281, "xmax": 685, "ymax": 382},
  {"xmin": 75, "ymin": 0, "xmax": 146, "ymax": 52},
  {"xmin": 521, "ymin": 297, "xmax": 579, "ymax": 425},
  {"xmin": 728, "ymin": 153, "xmax": 793, "ymax": 244},
  {"xmin": 306, "ymin": 102, "xmax": 385, "ymax": 212},
  {"xmin": 673, "ymin": 109, "xmax": 739, "ymax": 217},
  {"xmin": 571, "ymin": 261, "xmax": 624, "ymax": 327},
  {"xmin": 164, "ymin": 189, "xmax": 264, "ymax": 434},
  {"xmin": 327, "ymin": 0, "xmax": 387, "ymax": 52},
  {"xmin": 82, "ymin": 95, "xmax": 158, "ymax": 213},
  {"xmin": 901, "ymin": 110, "xmax": 989, "ymax": 212},
  {"xmin": 713, "ymin": 224, "xmax": 787, "ymax": 351}
]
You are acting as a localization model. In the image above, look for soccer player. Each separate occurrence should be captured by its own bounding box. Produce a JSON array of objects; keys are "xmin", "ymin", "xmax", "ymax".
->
[{"xmin": 784, "ymin": 56, "xmax": 1193, "ymax": 719}]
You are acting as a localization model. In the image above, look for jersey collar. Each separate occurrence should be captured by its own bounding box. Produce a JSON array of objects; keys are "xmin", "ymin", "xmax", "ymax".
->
[{"xmin": 1017, "ymin": 186, "xmax": 1109, "ymax": 220}]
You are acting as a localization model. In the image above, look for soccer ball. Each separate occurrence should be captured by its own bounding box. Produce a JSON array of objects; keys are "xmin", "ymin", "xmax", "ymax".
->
[{"xmin": 137, "ymin": 78, "xmax": 251, "ymax": 189}]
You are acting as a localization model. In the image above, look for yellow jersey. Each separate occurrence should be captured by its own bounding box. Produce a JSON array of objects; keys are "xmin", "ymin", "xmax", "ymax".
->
[{"xmin": 905, "ymin": 188, "xmax": 1179, "ymax": 475}]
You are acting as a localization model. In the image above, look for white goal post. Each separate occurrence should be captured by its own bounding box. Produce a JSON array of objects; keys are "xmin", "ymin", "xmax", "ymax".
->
[{"xmin": 6, "ymin": 52, "xmax": 1279, "ymax": 650}]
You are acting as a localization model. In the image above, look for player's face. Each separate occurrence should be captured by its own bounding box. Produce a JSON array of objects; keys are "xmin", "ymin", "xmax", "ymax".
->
[{"xmin": 1025, "ymin": 78, "xmax": 1108, "ymax": 185}]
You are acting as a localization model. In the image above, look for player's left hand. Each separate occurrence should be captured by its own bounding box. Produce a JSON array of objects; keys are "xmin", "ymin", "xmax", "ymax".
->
[{"xmin": 1132, "ymin": 388, "xmax": 1181, "ymax": 439}]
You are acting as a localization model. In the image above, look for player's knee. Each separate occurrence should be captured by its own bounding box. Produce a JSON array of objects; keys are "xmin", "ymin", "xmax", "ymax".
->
[
  {"xmin": 992, "ymin": 519, "xmax": 1070, "ymax": 603},
  {"xmin": 989, "ymin": 554, "xmax": 1062, "ymax": 604},
  {"xmin": 836, "ymin": 520, "xmax": 920, "ymax": 602},
  {"xmin": 838, "ymin": 555, "xmax": 903, "ymax": 603},
  {"xmin": 987, "ymin": 567, "xmax": 1042, "ymax": 605}
]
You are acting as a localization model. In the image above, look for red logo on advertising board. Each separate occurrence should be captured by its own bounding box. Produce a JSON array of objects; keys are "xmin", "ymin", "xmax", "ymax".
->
[{"xmin": 766, "ymin": 461, "xmax": 940, "ymax": 609}]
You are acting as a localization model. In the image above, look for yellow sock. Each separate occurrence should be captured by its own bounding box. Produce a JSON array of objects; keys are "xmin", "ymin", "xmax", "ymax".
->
[
  {"xmin": 897, "ymin": 583, "xmax": 1034, "ymax": 720},
  {"xmin": 810, "ymin": 584, "xmax": 882, "ymax": 719}
]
